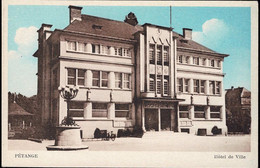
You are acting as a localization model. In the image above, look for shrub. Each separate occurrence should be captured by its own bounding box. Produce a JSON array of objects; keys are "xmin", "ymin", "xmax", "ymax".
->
[
  {"xmin": 94, "ymin": 128, "xmax": 101, "ymax": 138},
  {"xmin": 211, "ymin": 126, "xmax": 221, "ymax": 135}
]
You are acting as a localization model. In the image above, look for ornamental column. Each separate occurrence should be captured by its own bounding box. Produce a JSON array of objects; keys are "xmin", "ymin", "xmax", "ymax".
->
[{"xmin": 83, "ymin": 102, "xmax": 92, "ymax": 119}]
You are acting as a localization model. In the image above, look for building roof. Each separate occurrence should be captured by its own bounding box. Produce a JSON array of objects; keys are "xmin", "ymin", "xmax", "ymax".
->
[
  {"xmin": 64, "ymin": 14, "xmax": 143, "ymax": 40},
  {"xmin": 63, "ymin": 14, "xmax": 224, "ymax": 55},
  {"xmin": 225, "ymin": 87, "xmax": 251, "ymax": 98},
  {"xmin": 8, "ymin": 102, "xmax": 34, "ymax": 116}
]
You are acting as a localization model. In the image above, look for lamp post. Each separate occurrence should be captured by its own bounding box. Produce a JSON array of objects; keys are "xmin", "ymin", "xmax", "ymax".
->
[{"xmin": 58, "ymin": 85, "xmax": 79, "ymax": 126}]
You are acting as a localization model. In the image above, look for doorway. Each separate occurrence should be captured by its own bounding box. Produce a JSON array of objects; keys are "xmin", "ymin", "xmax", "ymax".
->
[
  {"xmin": 145, "ymin": 109, "xmax": 158, "ymax": 131},
  {"xmin": 161, "ymin": 109, "xmax": 171, "ymax": 131}
]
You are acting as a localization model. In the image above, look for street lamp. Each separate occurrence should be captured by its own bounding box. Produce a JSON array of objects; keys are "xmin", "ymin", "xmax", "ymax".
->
[{"xmin": 58, "ymin": 85, "xmax": 79, "ymax": 126}]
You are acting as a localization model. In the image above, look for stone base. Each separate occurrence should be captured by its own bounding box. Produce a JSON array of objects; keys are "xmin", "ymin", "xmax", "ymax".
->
[
  {"xmin": 46, "ymin": 125, "xmax": 88, "ymax": 151},
  {"xmin": 46, "ymin": 145, "xmax": 88, "ymax": 151}
]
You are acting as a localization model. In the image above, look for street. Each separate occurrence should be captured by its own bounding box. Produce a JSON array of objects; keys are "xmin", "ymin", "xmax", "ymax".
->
[{"xmin": 8, "ymin": 134, "xmax": 250, "ymax": 152}]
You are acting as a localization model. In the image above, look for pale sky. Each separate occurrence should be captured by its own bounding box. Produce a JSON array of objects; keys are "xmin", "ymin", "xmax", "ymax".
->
[{"xmin": 8, "ymin": 5, "xmax": 251, "ymax": 97}]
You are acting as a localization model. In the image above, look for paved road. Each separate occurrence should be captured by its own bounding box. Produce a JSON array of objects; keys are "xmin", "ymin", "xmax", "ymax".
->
[{"xmin": 8, "ymin": 134, "xmax": 250, "ymax": 152}]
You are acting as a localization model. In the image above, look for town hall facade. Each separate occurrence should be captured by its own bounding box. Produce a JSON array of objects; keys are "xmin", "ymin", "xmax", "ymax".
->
[{"xmin": 34, "ymin": 6, "xmax": 229, "ymax": 138}]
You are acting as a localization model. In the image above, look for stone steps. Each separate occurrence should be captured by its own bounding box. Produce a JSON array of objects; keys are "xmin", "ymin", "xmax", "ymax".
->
[{"xmin": 142, "ymin": 131, "xmax": 191, "ymax": 139}]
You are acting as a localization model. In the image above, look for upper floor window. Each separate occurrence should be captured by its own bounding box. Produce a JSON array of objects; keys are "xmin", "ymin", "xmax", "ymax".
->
[
  {"xmin": 101, "ymin": 45, "xmax": 109, "ymax": 55},
  {"xmin": 123, "ymin": 73, "xmax": 131, "ymax": 89},
  {"xmin": 217, "ymin": 60, "xmax": 221, "ymax": 68},
  {"xmin": 200, "ymin": 80, "xmax": 205, "ymax": 94},
  {"xmin": 202, "ymin": 58, "xmax": 207, "ymax": 66},
  {"xmin": 163, "ymin": 76, "xmax": 169, "ymax": 95},
  {"xmin": 185, "ymin": 56, "xmax": 190, "ymax": 64},
  {"xmin": 101, "ymin": 71, "xmax": 108, "ymax": 88},
  {"xmin": 92, "ymin": 44, "xmax": 100, "ymax": 54},
  {"xmin": 149, "ymin": 44, "xmax": 155, "ymax": 64},
  {"xmin": 193, "ymin": 79, "xmax": 200, "ymax": 93},
  {"xmin": 78, "ymin": 42, "xmax": 87, "ymax": 52},
  {"xmin": 149, "ymin": 74, "xmax": 155, "ymax": 91},
  {"xmin": 92, "ymin": 71, "xmax": 100, "ymax": 87},
  {"xmin": 209, "ymin": 81, "xmax": 215, "ymax": 94},
  {"xmin": 163, "ymin": 46, "xmax": 169, "ymax": 66},
  {"xmin": 178, "ymin": 55, "xmax": 183, "ymax": 63},
  {"xmin": 210, "ymin": 106, "xmax": 221, "ymax": 118},
  {"xmin": 193, "ymin": 57, "xmax": 199, "ymax": 65},
  {"xmin": 67, "ymin": 68, "xmax": 85, "ymax": 86},
  {"xmin": 184, "ymin": 79, "xmax": 189, "ymax": 93},
  {"xmin": 177, "ymin": 78, "xmax": 183, "ymax": 92},
  {"xmin": 210, "ymin": 59, "xmax": 215, "ymax": 67},
  {"xmin": 115, "ymin": 72, "xmax": 122, "ymax": 88},
  {"xmin": 67, "ymin": 68, "xmax": 76, "ymax": 85},
  {"xmin": 67, "ymin": 41, "xmax": 76, "ymax": 51},
  {"xmin": 156, "ymin": 75, "xmax": 162, "ymax": 94},
  {"xmin": 157, "ymin": 45, "xmax": 162, "ymax": 65},
  {"xmin": 69, "ymin": 101, "xmax": 84, "ymax": 117},
  {"xmin": 216, "ymin": 81, "xmax": 221, "ymax": 94}
]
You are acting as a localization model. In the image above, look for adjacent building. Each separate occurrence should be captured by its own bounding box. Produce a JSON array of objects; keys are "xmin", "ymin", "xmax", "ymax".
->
[
  {"xmin": 33, "ymin": 6, "xmax": 229, "ymax": 138},
  {"xmin": 225, "ymin": 86, "xmax": 251, "ymax": 133}
]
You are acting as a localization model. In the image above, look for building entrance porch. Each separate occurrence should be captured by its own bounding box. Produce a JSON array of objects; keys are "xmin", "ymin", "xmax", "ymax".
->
[{"xmin": 142, "ymin": 100, "xmax": 178, "ymax": 132}]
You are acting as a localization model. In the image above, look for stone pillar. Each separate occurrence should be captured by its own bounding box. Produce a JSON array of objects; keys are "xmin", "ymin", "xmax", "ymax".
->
[
  {"xmin": 108, "ymin": 72, "xmax": 115, "ymax": 89},
  {"xmin": 83, "ymin": 102, "xmax": 92, "ymax": 119},
  {"xmin": 108, "ymin": 103, "xmax": 115, "ymax": 119},
  {"xmin": 142, "ymin": 102, "xmax": 146, "ymax": 132},
  {"xmin": 86, "ymin": 70, "xmax": 92, "ymax": 87},
  {"xmin": 205, "ymin": 106, "xmax": 210, "ymax": 120},
  {"xmin": 189, "ymin": 79, "xmax": 193, "ymax": 94},
  {"xmin": 86, "ymin": 43, "xmax": 92, "ymax": 53},
  {"xmin": 190, "ymin": 105, "xmax": 194, "ymax": 120},
  {"xmin": 188, "ymin": 56, "xmax": 193, "ymax": 64},
  {"xmin": 158, "ymin": 108, "xmax": 161, "ymax": 132},
  {"xmin": 205, "ymin": 80, "xmax": 209, "ymax": 95}
]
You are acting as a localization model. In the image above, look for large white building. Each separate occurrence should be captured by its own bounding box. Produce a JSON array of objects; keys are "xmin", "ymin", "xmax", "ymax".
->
[{"xmin": 34, "ymin": 6, "xmax": 229, "ymax": 138}]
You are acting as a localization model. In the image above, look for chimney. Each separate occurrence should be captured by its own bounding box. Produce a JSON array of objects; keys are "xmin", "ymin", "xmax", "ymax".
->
[
  {"xmin": 124, "ymin": 12, "xmax": 138, "ymax": 26},
  {"xmin": 231, "ymin": 86, "xmax": 234, "ymax": 90},
  {"xmin": 13, "ymin": 92, "xmax": 16, "ymax": 103},
  {"xmin": 183, "ymin": 28, "xmax": 192, "ymax": 40},
  {"xmin": 69, "ymin": 5, "xmax": 82, "ymax": 23}
]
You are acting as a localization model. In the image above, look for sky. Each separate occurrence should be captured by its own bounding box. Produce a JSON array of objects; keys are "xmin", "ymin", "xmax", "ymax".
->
[{"xmin": 7, "ymin": 5, "xmax": 251, "ymax": 97}]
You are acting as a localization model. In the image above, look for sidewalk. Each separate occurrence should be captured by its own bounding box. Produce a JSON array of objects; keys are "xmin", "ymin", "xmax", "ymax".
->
[{"xmin": 8, "ymin": 134, "xmax": 250, "ymax": 152}]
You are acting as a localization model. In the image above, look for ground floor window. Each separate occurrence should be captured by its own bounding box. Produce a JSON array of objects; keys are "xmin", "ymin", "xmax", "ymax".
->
[
  {"xmin": 92, "ymin": 103, "xmax": 108, "ymax": 118},
  {"xmin": 179, "ymin": 105, "xmax": 189, "ymax": 118},
  {"xmin": 210, "ymin": 106, "xmax": 221, "ymax": 118},
  {"xmin": 181, "ymin": 128, "xmax": 190, "ymax": 133},
  {"xmin": 115, "ymin": 104, "xmax": 131, "ymax": 118},
  {"xmin": 194, "ymin": 105, "xmax": 205, "ymax": 118},
  {"xmin": 69, "ymin": 101, "xmax": 84, "ymax": 117}
]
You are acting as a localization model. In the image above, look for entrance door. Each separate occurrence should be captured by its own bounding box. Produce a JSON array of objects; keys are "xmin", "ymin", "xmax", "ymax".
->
[
  {"xmin": 145, "ymin": 109, "xmax": 158, "ymax": 131},
  {"xmin": 161, "ymin": 109, "xmax": 171, "ymax": 131}
]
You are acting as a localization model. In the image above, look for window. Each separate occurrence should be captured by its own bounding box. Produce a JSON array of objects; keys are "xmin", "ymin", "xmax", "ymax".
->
[
  {"xmin": 209, "ymin": 81, "xmax": 215, "ymax": 94},
  {"xmin": 115, "ymin": 73, "xmax": 122, "ymax": 88},
  {"xmin": 216, "ymin": 81, "xmax": 221, "ymax": 94},
  {"xmin": 92, "ymin": 71, "xmax": 100, "ymax": 87},
  {"xmin": 67, "ymin": 41, "xmax": 76, "ymax": 51},
  {"xmin": 157, "ymin": 45, "xmax": 162, "ymax": 65},
  {"xmin": 193, "ymin": 79, "xmax": 199, "ymax": 93},
  {"xmin": 177, "ymin": 78, "xmax": 183, "ymax": 92},
  {"xmin": 123, "ymin": 48, "xmax": 130, "ymax": 57},
  {"xmin": 157, "ymin": 75, "xmax": 162, "ymax": 94},
  {"xmin": 185, "ymin": 56, "xmax": 190, "ymax": 64},
  {"xmin": 202, "ymin": 58, "xmax": 207, "ymax": 66},
  {"xmin": 149, "ymin": 44, "xmax": 155, "ymax": 64},
  {"xmin": 149, "ymin": 75, "xmax": 155, "ymax": 91},
  {"xmin": 78, "ymin": 42, "xmax": 86, "ymax": 52},
  {"xmin": 217, "ymin": 60, "xmax": 221, "ymax": 68},
  {"xmin": 210, "ymin": 106, "xmax": 221, "ymax": 118},
  {"xmin": 123, "ymin": 73, "xmax": 131, "ymax": 89},
  {"xmin": 115, "ymin": 104, "xmax": 131, "ymax": 118},
  {"xmin": 178, "ymin": 55, "xmax": 183, "ymax": 63},
  {"xmin": 92, "ymin": 103, "xmax": 107, "ymax": 118},
  {"xmin": 101, "ymin": 72, "xmax": 108, "ymax": 87},
  {"xmin": 77, "ymin": 69, "xmax": 85, "ymax": 86},
  {"xmin": 101, "ymin": 45, "xmax": 109, "ymax": 55},
  {"xmin": 210, "ymin": 60, "xmax": 215, "ymax": 67},
  {"xmin": 92, "ymin": 44, "xmax": 100, "ymax": 54},
  {"xmin": 69, "ymin": 101, "xmax": 84, "ymax": 117},
  {"xmin": 163, "ymin": 76, "xmax": 169, "ymax": 95},
  {"xmin": 163, "ymin": 46, "xmax": 169, "ymax": 66},
  {"xmin": 184, "ymin": 79, "xmax": 189, "ymax": 93},
  {"xmin": 179, "ymin": 105, "xmax": 189, "ymax": 118},
  {"xmin": 194, "ymin": 106, "xmax": 205, "ymax": 118},
  {"xmin": 193, "ymin": 57, "xmax": 199, "ymax": 65},
  {"xmin": 67, "ymin": 68, "xmax": 76, "ymax": 85},
  {"xmin": 200, "ymin": 80, "xmax": 205, "ymax": 94},
  {"xmin": 118, "ymin": 48, "xmax": 123, "ymax": 56}
]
